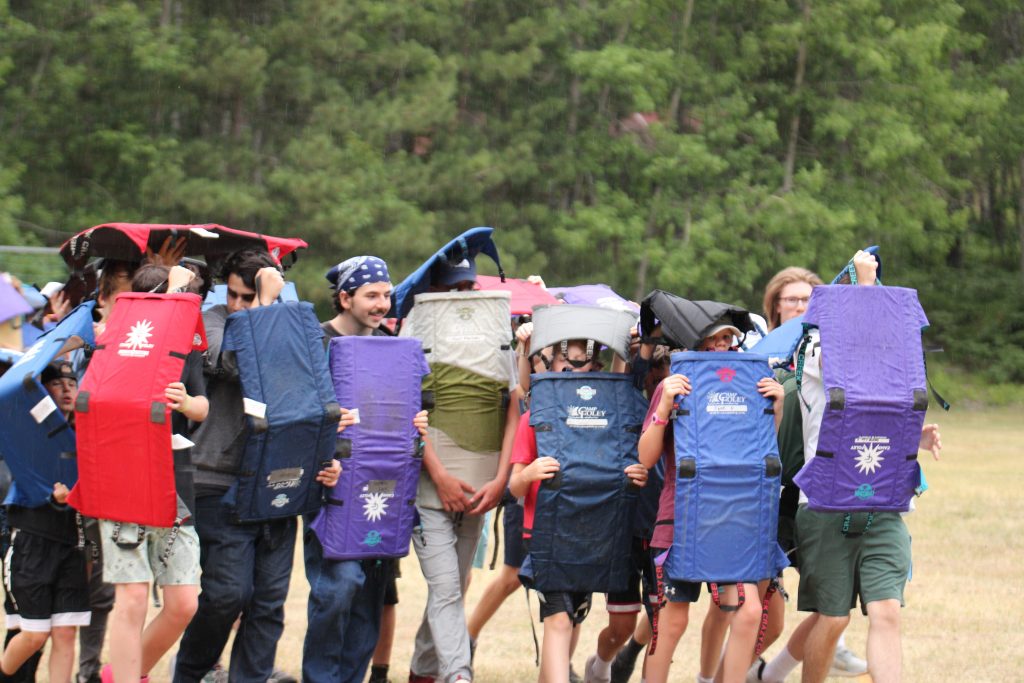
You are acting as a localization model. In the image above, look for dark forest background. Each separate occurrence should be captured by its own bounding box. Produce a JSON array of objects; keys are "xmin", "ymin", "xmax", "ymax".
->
[{"xmin": 1, "ymin": 0, "xmax": 1022, "ymax": 381}]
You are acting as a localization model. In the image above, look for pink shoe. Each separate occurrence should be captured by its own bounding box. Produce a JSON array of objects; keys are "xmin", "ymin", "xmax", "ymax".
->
[{"xmin": 99, "ymin": 664, "xmax": 150, "ymax": 682}]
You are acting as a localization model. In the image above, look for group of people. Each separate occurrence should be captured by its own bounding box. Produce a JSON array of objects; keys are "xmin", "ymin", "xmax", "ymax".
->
[{"xmin": 0, "ymin": 237, "xmax": 942, "ymax": 683}]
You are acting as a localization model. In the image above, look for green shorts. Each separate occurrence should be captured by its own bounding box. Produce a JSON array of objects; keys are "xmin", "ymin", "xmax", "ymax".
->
[
  {"xmin": 100, "ymin": 520, "xmax": 201, "ymax": 586},
  {"xmin": 795, "ymin": 505, "xmax": 910, "ymax": 617}
]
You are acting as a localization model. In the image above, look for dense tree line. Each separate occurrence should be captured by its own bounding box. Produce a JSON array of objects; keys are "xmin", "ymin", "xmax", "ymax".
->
[{"xmin": 1, "ymin": 0, "xmax": 1022, "ymax": 379}]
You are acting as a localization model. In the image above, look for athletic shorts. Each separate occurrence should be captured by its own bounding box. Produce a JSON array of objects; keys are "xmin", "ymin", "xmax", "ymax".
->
[
  {"xmin": 795, "ymin": 505, "xmax": 910, "ymax": 617},
  {"xmin": 649, "ymin": 546, "xmax": 701, "ymax": 604},
  {"xmin": 100, "ymin": 520, "xmax": 200, "ymax": 586},
  {"xmin": 502, "ymin": 495, "xmax": 526, "ymax": 568},
  {"xmin": 606, "ymin": 537, "xmax": 647, "ymax": 613},
  {"xmin": 383, "ymin": 558, "xmax": 399, "ymax": 606},
  {"xmin": 538, "ymin": 590, "xmax": 592, "ymax": 626},
  {"xmin": 3, "ymin": 531, "xmax": 91, "ymax": 632}
]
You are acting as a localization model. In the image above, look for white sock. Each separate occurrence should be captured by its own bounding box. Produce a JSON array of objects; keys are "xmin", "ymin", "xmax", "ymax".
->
[
  {"xmin": 836, "ymin": 632, "xmax": 847, "ymax": 650},
  {"xmin": 696, "ymin": 676, "xmax": 714, "ymax": 683},
  {"xmin": 761, "ymin": 646, "xmax": 800, "ymax": 683},
  {"xmin": 591, "ymin": 654, "xmax": 612, "ymax": 678}
]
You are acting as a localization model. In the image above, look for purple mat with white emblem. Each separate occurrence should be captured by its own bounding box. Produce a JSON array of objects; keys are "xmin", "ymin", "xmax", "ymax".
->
[
  {"xmin": 311, "ymin": 336, "xmax": 430, "ymax": 560},
  {"xmin": 794, "ymin": 285, "xmax": 929, "ymax": 512}
]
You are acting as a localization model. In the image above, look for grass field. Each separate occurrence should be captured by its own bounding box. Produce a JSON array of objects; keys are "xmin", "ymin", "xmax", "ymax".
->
[{"xmin": 119, "ymin": 407, "xmax": 1024, "ymax": 681}]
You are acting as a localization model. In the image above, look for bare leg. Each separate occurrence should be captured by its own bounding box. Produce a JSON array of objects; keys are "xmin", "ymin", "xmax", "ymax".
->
[
  {"xmin": 141, "ymin": 585, "xmax": 198, "ymax": 674},
  {"xmin": 373, "ymin": 604, "xmax": 397, "ymax": 665},
  {"xmin": 700, "ymin": 597, "xmax": 732, "ymax": 679},
  {"xmin": 800, "ymin": 614, "xmax": 849, "ymax": 683},
  {"xmin": 467, "ymin": 564, "xmax": 521, "ymax": 640},
  {"xmin": 641, "ymin": 601, "xmax": 690, "ymax": 683},
  {"xmin": 596, "ymin": 610, "xmax": 637, "ymax": 661},
  {"xmin": 48, "ymin": 626, "xmax": 77, "ymax": 683},
  {"xmin": 108, "ymin": 582, "xmax": 150, "ymax": 682},
  {"xmin": 720, "ymin": 584, "xmax": 761, "ymax": 683},
  {"xmin": 540, "ymin": 613, "xmax": 573, "ymax": 683},
  {"xmin": 865, "ymin": 599, "xmax": 902, "ymax": 683},
  {"xmin": 1, "ymin": 630, "xmax": 50, "ymax": 675}
]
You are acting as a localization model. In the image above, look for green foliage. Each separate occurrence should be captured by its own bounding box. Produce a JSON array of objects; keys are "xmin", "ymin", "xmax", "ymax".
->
[{"xmin": 0, "ymin": 0, "xmax": 1021, "ymax": 383}]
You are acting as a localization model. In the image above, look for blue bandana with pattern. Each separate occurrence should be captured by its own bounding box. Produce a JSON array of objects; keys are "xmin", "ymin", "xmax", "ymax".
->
[{"xmin": 326, "ymin": 256, "xmax": 391, "ymax": 293}]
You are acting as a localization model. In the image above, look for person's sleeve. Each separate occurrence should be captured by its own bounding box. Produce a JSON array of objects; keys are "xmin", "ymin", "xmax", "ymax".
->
[
  {"xmin": 201, "ymin": 306, "xmax": 228, "ymax": 369},
  {"xmin": 506, "ymin": 348, "xmax": 519, "ymax": 392},
  {"xmin": 183, "ymin": 351, "xmax": 207, "ymax": 400},
  {"xmin": 509, "ymin": 411, "xmax": 537, "ymax": 466},
  {"xmin": 642, "ymin": 383, "xmax": 665, "ymax": 432}
]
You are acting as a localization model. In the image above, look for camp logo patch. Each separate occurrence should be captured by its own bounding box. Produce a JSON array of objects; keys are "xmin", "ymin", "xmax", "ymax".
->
[
  {"xmin": 447, "ymin": 307, "xmax": 486, "ymax": 343},
  {"xmin": 715, "ymin": 367, "xmax": 737, "ymax": 383},
  {"xmin": 575, "ymin": 385, "xmax": 597, "ymax": 400},
  {"xmin": 566, "ymin": 405, "xmax": 608, "ymax": 428},
  {"xmin": 266, "ymin": 467, "xmax": 304, "ymax": 490},
  {"xmin": 361, "ymin": 480, "xmax": 396, "ymax": 522},
  {"xmin": 704, "ymin": 390, "xmax": 747, "ymax": 414},
  {"xmin": 118, "ymin": 320, "xmax": 155, "ymax": 358},
  {"xmin": 362, "ymin": 530, "xmax": 383, "ymax": 547},
  {"xmin": 270, "ymin": 493, "xmax": 290, "ymax": 508},
  {"xmin": 854, "ymin": 483, "xmax": 875, "ymax": 500},
  {"xmin": 851, "ymin": 436, "xmax": 889, "ymax": 475}
]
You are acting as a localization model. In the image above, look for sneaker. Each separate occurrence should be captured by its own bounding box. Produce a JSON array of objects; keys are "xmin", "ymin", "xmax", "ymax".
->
[
  {"xmin": 99, "ymin": 665, "xmax": 149, "ymax": 682},
  {"xmin": 828, "ymin": 646, "xmax": 868, "ymax": 677},
  {"xmin": 409, "ymin": 674, "xmax": 436, "ymax": 683},
  {"xmin": 569, "ymin": 664, "xmax": 583, "ymax": 683},
  {"xmin": 584, "ymin": 654, "xmax": 611, "ymax": 683},
  {"xmin": 268, "ymin": 670, "xmax": 298, "ymax": 683},
  {"xmin": 745, "ymin": 656, "xmax": 766, "ymax": 683},
  {"xmin": 201, "ymin": 665, "xmax": 229, "ymax": 683}
]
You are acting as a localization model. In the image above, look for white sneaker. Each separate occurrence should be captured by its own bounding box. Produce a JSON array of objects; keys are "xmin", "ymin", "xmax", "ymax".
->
[
  {"xmin": 584, "ymin": 654, "xmax": 611, "ymax": 683},
  {"xmin": 828, "ymin": 646, "xmax": 868, "ymax": 677}
]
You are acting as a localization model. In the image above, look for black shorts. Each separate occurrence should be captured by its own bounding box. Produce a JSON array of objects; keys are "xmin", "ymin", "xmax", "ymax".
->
[
  {"xmin": 502, "ymin": 496, "xmax": 526, "ymax": 569},
  {"xmin": 4, "ymin": 531, "xmax": 90, "ymax": 632},
  {"xmin": 606, "ymin": 537, "xmax": 647, "ymax": 613},
  {"xmin": 538, "ymin": 590, "xmax": 592, "ymax": 626},
  {"xmin": 649, "ymin": 546, "xmax": 701, "ymax": 604},
  {"xmin": 383, "ymin": 559, "xmax": 399, "ymax": 606}
]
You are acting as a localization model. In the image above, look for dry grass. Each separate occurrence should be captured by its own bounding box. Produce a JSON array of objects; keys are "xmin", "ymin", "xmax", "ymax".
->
[{"xmin": 78, "ymin": 407, "xmax": 1024, "ymax": 681}]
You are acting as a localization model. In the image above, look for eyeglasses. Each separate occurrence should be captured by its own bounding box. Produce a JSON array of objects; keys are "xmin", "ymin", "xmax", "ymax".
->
[{"xmin": 779, "ymin": 296, "xmax": 811, "ymax": 307}]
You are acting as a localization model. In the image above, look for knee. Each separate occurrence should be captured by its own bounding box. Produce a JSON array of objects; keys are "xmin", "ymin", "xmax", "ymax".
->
[
  {"xmin": 500, "ymin": 567, "xmax": 523, "ymax": 594},
  {"xmin": 113, "ymin": 583, "xmax": 150, "ymax": 621},
  {"xmin": 544, "ymin": 612, "xmax": 573, "ymax": 636},
  {"xmin": 607, "ymin": 615, "xmax": 637, "ymax": 644},
  {"xmin": 732, "ymin": 597, "xmax": 762, "ymax": 633},
  {"xmin": 202, "ymin": 576, "xmax": 252, "ymax": 616},
  {"xmin": 49, "ymin": 626, "xmax": 76, "ymax": 648},
  {"xmin": 660, "ymin": 603, "xmax": 690, "ymax": 636},
  {"xmin": 867, "ymin": 600, "xmax": 901, "ymax": 633},
  {"xmin": 817, "ymin": 614, "xmax": 851, "ymax": 637},
  {"xmin": 163, "ymin": 591, "xmax": 200, "ymax": 627}
]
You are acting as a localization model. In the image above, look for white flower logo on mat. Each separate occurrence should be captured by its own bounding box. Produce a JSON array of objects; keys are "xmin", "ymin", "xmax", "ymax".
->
[
  {"xmin": 851, "ymin": 436, "xmax": 890, "ymax": 475},
  {"xmin": 118, "ymin": 320, "xmax": 156, "ymax": 357},
  {"xmin": 126, "ymin": 320, "xmax": 153, "ymax": 349},
  {"xmin": 362, "ymin": 492, "xmax": 390, "ymax": 522}
]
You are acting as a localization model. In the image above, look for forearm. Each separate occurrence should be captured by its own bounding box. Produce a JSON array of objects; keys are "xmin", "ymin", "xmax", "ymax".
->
[
  {"xmin": 420, "ymin": 436, "xmax": 450, "ymax": 484},
  {"xmin": 179, "ymin": 395, "xmax": 209, "ymax": 422},
  {"xmin": 508, "ymin": 464, "xmax": 529, "ymax": 498},
  {"xmin": 494, "ymin": 398, "xmax": 520, "ymax": 487},
  {"xmin": 638, "ymin": 425, "xmax": 665, "ymax": 469}
]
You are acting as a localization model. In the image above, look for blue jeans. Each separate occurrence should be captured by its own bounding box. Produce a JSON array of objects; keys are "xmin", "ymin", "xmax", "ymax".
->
[
  {"xmin": 301, "ymin": 521, "xmax": 393, "ymax": 683},
  {"xmin": 173, "ymin": 495, "xmax": 296, "ymax": 683}
]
